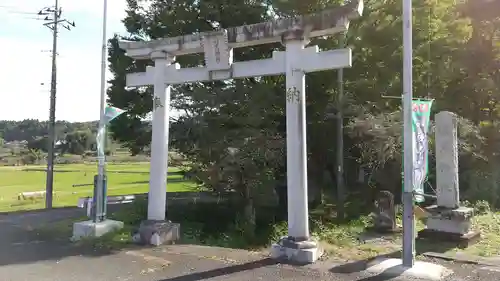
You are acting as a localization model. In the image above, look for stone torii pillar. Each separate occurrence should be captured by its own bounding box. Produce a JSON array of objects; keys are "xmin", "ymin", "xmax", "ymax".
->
[
  {"xmin": 148, "ymin": 51, "xmax": 174, "ymax": 221},
  {"xmin": 283, "ymin": 32, "xmax": 312, "ymax": 243},
  {"xmin": 119, "ymin": 0, "xmax": 364, "ymax": 263}
]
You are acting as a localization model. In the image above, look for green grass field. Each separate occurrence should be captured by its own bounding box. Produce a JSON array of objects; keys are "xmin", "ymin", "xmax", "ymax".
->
[{"xmin": 0, "ymin": 162, "xmax": 196, "ymax": 212}]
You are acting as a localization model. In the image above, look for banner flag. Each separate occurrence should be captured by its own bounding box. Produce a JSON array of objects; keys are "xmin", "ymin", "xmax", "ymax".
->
[
  {"xmin": 103, "ymin": 106, "xmax": 126, "ymax": 124},
  {"xmin": 96, "ymin": 106, "xmax": 126, "ymax": 157},
  {"xmin": 411, "ymin": 100, "xmax": 433, "ymax": 203}
]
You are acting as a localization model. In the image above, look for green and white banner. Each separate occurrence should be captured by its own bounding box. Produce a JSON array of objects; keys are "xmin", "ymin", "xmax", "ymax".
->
[
  {"xmin": 96, "ymin": 106, "xmax": 126, "ymax": 158},
  {"xmin": 411, "ymin": 100, "xmax": 433, "ymax": 203},
  {"xmin": 103, "ymin": 106, "xmax": 126, "ymax": 124}
]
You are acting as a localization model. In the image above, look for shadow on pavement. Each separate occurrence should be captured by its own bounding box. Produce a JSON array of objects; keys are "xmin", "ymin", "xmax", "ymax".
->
[
  {"xmin": 157, "ymin": 258, "xmax": 278, "ymax": 281},
  {"xmin": 329, "ymin": 251, "xmax": 400, "ymax": 274},
  {"xmin": 0, "ymin": 206, "xmax": 139, "ymax": 267},
  {"xmin": 0, "ymin": 206, "xmax": 81, "ymax": 216},
  {"xmin": 328, "ymin": 252, "xmax": 409, "ymax": 281},
  {"xmin": 330, "ymin": 233, "xmax": 461, "ymax": 275},
  {"xmin": 354, "ymin": 268, "xmax": 403, "ymax": 281},
  {"xmin": 328, "ymin": 237, "xmax": 465, "ymax": 281}
]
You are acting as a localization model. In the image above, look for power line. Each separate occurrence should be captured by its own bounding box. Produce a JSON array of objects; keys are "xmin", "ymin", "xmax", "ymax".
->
[
  {"xmin": 39, "ymin": 2, "xmax": 76, "ymax": 209},
  {"xmin": 40, "ymin": 6, "xmax": 76, "ymax": 31},
  {"xmin": 2, "ymin": 10, "xmax": 39, "ymax": 15},
  {"xmin": 0, "ymin": 6, "xmax": 50, "ymax": 20},
  {"xmin": 0, "ymin": 5, "xmax": 29, "ymax": 10}
]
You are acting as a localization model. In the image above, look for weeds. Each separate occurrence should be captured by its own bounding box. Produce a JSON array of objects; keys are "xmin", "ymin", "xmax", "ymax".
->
[{"xmin": 35, "ymin": 198, "xmax": 500, "ymax": 260}]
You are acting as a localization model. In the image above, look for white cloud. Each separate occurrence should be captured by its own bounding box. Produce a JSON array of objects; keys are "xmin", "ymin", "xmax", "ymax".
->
[{"xmin": 0, "ymin": 0, "xmax": 129, "ymax": 122}]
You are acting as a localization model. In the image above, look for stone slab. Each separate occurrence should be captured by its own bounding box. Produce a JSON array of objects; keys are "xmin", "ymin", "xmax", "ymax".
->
[
  {"xmin": 426, "ymin": 205, "xmax": 474, "ymax": 220},
  {"xmin": 366, "ymin": 258, "xmax": 453, "ymax": 281},
  {"xmin": 270, "ymin": 237, "xmax": 322, "ymax": 264},
  {"xmin": 71, "ymin": 219, "xmax": 124, "ymax": 241},
  {"xmin": 133, "ymin": 220, "xmax": 180, "ymax": 246},
  {"xmin": 483, "ymin": 256, "xmax": 500, "ymax": 265},
  {"xmin": 426, "ymin": 217, "xmax": 472, "ymax": 234},
  {"xmin": 418, "ymin": 229, "xmax": 481, "ymax": 248},
  {"xmin": 423, "ymin": 252, "xmax": 500, "ymax": 267},
  {"xmin": 480, "ymin": 266, "xmax": 500, "ymax": 273}
]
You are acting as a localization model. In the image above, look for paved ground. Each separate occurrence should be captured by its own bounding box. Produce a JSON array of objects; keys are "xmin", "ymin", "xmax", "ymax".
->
[{"xmin": 1, "ymin": 208, "xmax": 500, "ymax": 281}]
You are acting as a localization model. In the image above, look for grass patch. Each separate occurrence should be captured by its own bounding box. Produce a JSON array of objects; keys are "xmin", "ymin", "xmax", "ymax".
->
[
  {"xmin": 454, "ymin": 212, "xmax": 500, "ymax": 257},
  {"xmin": 0, "ymin": 163, "xmax": 196, "ymax": 212},
  {"xmin": 75, "ymin": 226, "xmax": 136, "ymax": 251},
  {"xmin": 32, "ymin": 216, "xmax": 138, "ymax": 252},
  {"xmin": 29, "ymin": 196, "xmax": 500, "ymax": 262},
  {"xmin": 109, "ymin": 197, "xmax": 287, "ymax": 250},
  {"xmin": 309, "ymin": 207, "xmax": 500, "ymax": 261},
  {"xmin": 105, "ymin": 199, "xmax": 500, "ymax": 260},
  {"xmin": 28, "ymin": 217, "xmax": 84, "ymax": 241}
]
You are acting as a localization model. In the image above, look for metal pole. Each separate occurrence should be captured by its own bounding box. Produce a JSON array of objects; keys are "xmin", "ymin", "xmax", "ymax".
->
[
  {"xmin": 336, "ymin": 32, "xmax": 346, "ymax": 221},
  {"xmin": 45, "ymin": 0, "xmax": 59, "ymax": 209},
  {"xmin": 402, "ymin": 0, "xmax": 415, "ymax": 267},
  {"xmin": 95, "ymin": 0, "xmax": 109, "ymax": 222}
]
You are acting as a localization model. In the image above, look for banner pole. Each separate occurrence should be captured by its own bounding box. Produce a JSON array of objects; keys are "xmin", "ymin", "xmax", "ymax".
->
[
  {"xmin": 402, "ymin": 0, "xmax": 415, "ymax": 266},
  {"xmin": 95, "ymin": 0, "xmax": 109, "ymax": 222}
]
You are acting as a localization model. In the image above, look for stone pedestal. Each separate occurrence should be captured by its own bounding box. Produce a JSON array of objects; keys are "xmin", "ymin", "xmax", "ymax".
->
[
  {"xmin": 132, "ymin": 220, "xmax": 180, "ymax": 246},
  {"xmin": 421, "ymin": 112, "xmax": 481, "ymax": 248},
  {"xmin": 71, "ymin": 219, "xmax": 124, "ymax": 241},
  {"xmin": 418, "ymin": 206, "xmax": 481, "ymax": 248},
  {"xmin": 270, "ymin": 236, "xmax": 322, "ymax": 264},
  {"xmin": 366, "ymin": 258, "xmax": 453, "ymax": 281}
]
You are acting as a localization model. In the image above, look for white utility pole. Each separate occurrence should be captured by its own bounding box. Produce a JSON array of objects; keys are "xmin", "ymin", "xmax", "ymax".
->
[
  {"xmin": 94, "ymin": 0, "xmax": 109, "ymax": 222},
  {"xmin": 402, "ymin": 0, "xmax": 416, "ymax": 268}
]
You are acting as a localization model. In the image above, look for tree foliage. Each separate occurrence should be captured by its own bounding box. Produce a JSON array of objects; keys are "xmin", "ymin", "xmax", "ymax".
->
[
  {"xmin": 107, "ymin": 0, "xmax": 500, "ymax": 225},
  {"xmin": 0, "ymin": 120, "xmax": 109, "ymax": 156},
  {"xmin": 0, "ymin": 119, "xmax": 99, "ymax": 143}
]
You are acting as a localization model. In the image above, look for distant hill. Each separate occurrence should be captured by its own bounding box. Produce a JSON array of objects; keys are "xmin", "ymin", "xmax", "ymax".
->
[{"xmin": 0, "ymin": 119, "xmax": 99, "ymax": 142}]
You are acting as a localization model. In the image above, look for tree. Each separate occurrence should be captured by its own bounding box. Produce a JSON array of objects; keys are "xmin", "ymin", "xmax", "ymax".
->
[
  {"xmin": 60, "ymin": 130, "xmax": 95, "ymax": 155},
  {"xmin": 107, "ymin": 0, "xmax": 500, "ymax": 223},
  {"xmin": 0, "ymin": 120, "xmax": 99, "ymax": 143},
  {"xmin": 345, "ymin": 0, "xmax": 500, "ymax": 204},
  {"xmin": 27, "ymin": 136, "xmax": 49, "ymax": 153},
  {"xmin": 108, "ymin": 0, "xmax": 284, "ymax": 236}
]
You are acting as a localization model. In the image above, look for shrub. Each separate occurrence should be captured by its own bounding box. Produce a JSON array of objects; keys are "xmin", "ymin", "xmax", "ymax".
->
[{"xmin": 110, "ymin": 197, "xmax": 286, "ymax": 249}]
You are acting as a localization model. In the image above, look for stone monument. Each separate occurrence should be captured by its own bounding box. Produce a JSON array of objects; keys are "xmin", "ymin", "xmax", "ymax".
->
[
  {"xmin": 418, "ymin": 111, "xmax": 481, "ymax": 247},
  {"xmin": 369, "ymin": 190, "xmax": 398, "ymax": 233}
]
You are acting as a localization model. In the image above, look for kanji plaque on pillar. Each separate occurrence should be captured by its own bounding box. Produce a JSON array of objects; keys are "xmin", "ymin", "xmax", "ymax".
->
[{"xmin": 202, "ymin": 30, "xmax": 233, "ymax": 71}]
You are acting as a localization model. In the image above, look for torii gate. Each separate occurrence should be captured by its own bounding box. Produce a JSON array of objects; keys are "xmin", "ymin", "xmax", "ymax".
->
[{"xmin": 119, "ymin": 0, "xmax": 363, "ymax": 263}]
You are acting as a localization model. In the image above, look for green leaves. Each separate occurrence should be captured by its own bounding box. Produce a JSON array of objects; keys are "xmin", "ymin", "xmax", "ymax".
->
[{"xmin": 106, "ymin": 0, "xmax": 500, "ymax": 206}]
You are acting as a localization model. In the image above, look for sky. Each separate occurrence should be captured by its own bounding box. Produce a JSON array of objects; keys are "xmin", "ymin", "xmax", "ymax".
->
[{"xmin": 0, "ymin": 0, "xmax": 129, "ymax": 122}]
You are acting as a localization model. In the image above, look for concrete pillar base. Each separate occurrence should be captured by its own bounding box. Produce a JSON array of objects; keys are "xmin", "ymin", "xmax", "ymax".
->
[
  {"xmin": 270, "ymin": 236, "xmax": 322, "ymax": 264},
  {"xmin": 132, "ymin": 220, "xmax": 180, "ymax": 246},
  {"xmin": 366, "ymin": 258, "xmax": 453, "ymax": 281},
  {"xmin": 71, "ymin": 219, "xmax": 124, "ymax": 241}
]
